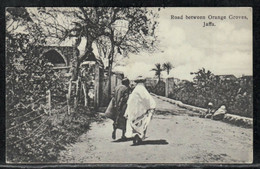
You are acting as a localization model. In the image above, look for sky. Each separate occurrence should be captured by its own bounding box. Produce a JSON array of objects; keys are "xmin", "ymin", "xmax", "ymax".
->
[
  {"xmin": 20, "ymin": 8, "xmax": 252, "ymax": 81},
  {"xmin": 112, "ymin": 7, "xmax": 252, "ymax": 81}
]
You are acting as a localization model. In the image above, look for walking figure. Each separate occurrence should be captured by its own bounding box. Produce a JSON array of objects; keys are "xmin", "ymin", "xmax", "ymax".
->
[
  {"xmin": 124, "ymin": 76, "xmax": 156, "ymax": 145},
  {"xmin": 104, "ymin": 78, "xmax": 130, "ymax": 140}
]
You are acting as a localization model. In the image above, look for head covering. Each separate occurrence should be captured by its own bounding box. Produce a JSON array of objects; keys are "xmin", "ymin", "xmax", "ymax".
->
[
  {"xmin": 208, "ymin": 102, "xmax": 213, "ymax": 106},
  {"xmin": 220, "ymin": 105, "xmax": 226, "ymax": 110},
  {"xmin": 213, "ymin": 105, "xmax": 227, "ymax": 117},
  {"xmin": 134, "ymin": 76, "xmax": 146, "ymax": 83},
  {"xmin": 122, "ymin": 77, "xmax": 130, "ymax": 86}
]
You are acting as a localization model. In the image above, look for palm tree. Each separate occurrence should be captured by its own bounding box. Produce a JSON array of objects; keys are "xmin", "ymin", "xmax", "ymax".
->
[
  {"xmin": 163, "ymin": 62, "xmax": 174, "ymax": 75},
  {"xmin": 151, "ymin": 63, "xmax": 164, "ymax": 82}
]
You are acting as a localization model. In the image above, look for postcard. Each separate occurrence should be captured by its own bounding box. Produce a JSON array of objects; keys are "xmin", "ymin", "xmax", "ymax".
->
[{"xmin": 6, "ymin": 7, "xmax": 252, "ymax": 164}]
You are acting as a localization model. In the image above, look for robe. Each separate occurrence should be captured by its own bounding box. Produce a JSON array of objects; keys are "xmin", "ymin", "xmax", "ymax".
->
[
  {"xmin": 124, "ymin": 83, "xmax": 156, "ymax": 139},
  {"xmin": 212, "ymin": 106, "xmax": 227, "ymax": 120},
  {"xmin": 104, "ymin": 85, "xmax": 129, "ymax": 130}
]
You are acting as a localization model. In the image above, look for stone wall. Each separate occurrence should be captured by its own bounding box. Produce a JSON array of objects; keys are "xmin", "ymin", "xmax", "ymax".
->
[
  {"xmin": 165, "ymin": 77, "xmax": 175, "ymax": 97},
  {"xmin": 152, "ymin": 93, "xmax": 253, "ymax": 128},
  {"xmin": 39, "ymin": 46, "xmax": 78, "ymax": 66}
]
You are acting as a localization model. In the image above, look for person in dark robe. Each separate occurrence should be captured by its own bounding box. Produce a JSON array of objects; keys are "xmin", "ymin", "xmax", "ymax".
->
[
  {"xmin": 104, "ymin": 78, "xmax": 130, "ymax": 140},
  {"xmin": 200, "ymin": 102, "xmax": 215, "ymax": 118},
  {"xmin": 205, "ymin": 102, "xmax": 215, "ymax": 119}
]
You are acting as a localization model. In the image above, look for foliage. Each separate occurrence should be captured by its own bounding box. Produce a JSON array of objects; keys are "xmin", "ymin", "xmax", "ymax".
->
[
  {"xmin": 29, "ymin": 7, "xmax": 159, "ymax": 100},
  {"xmin": 5, "ymin": 32, "xmax": 94, "ymax": 161},
  {"xmin": 169, "ymin": 68, "xmax": 253, "ymax": 118},
  {"xmin": 5, "ymin": 7, "xmax": 92, "ymax": 162},
  {"xmin": 151, "ymin": 61, "xmax": 174, "ymax": 83},
  {"xmin": 149, "ymin": 62, "xmax": 174, "ymax": 96},
  {"xmin": 163, "ymin": 62, "xmax": 174, "ymax": 75},
  {"xmin": 29, "ymin": 7, "xmax": 158, "ymax": 69},
  {"xmin": 152, "ymin": 81, "xmax": 166, "ymax": 96},
  {"xmin": 151, "ymin": 63, "xmax": 164, "ymax": 82},
  {"xmin": 6, "ymin": 105, "xmax": 94, "ymax": 162},
  {"xmin": 190, "ymin": 68, "xmax": 214, "ymax": 87},
  {"xmin": 6, "ymin": 31, "xmax": 66, "ymax": 118}
]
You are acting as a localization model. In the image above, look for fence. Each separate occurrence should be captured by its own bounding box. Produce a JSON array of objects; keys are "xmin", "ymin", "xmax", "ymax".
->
[
  {"xmin": 6, "ymin": 90, "xmax": 68, "ymax": 146},
  {"xmin": 5, "ymin": 87, "xmax": 90, "ymax": 162}
]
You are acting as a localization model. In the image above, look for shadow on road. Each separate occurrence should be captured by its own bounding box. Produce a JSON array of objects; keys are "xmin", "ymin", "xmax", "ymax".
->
[
  {"xmin": 131, "ymin": 139, "xmax": 169, "ymax": 146},
  {"xmin": 155, "ymin": 110, "xmax": 179, "ymax": 116},
  {"xmin": 112, "ymin": 138, "xmax": 133, "ymax": 142}
]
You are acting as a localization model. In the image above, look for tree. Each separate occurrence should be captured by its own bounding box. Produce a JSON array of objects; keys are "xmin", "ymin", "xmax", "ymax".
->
[
  {"xmin": 97, "ymin": 8, "xmax": 158, "ymax": 97},
  {"xmin": 151, "ymin": 63, "xmax": 163, "ymax": 82},
  {"xmin": 28, "ymin": 7, "xmax": 158, "ymax": 68},
  {"xmin": 163, "ymin": 62, "xmax": 174, "ymax": 75},
  {"xmin": 190, "ymin": 68, "xmax": 214, "ymax": 86},
  {"xmin": 28, "ymin": 7, "xmax": 159, "ymax": 100}
]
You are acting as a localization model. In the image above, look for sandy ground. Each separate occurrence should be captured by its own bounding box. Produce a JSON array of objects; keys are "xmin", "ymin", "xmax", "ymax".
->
[{"xmin": 58, "ymin": 96, "xmax": 253, "ymax": 164}]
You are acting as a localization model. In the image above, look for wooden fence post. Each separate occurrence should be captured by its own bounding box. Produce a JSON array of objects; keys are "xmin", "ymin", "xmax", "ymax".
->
[
  {"xmin": 82, "ymin": 83, "xmax": 88, "ymax": 107},
  {"xmin": 67, "ymin": 93, "xmax": 71, "ymax": 115},
  {"xmin": 68, "ymin": 80, "xmax": 72, "ymax": 101},
  {"xmin": 46, "ymin": 89, "xmax": 51, "ymax": 115},
  {"xmin": 67, "ymin": 80, "xmax": 72, "ymax": 115},
  {"xmin": 74, "ymin": 79, "xmax": 80, "ymax": 108},
  {"xmin": 94, "ymin": 64, "xmax": 100, "ymax": 109}
]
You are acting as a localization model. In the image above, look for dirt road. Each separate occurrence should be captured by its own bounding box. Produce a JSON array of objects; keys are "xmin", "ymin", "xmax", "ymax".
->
[{"xmin": 58, "ymin": 96, "xmax": 253, "ymax": 163}]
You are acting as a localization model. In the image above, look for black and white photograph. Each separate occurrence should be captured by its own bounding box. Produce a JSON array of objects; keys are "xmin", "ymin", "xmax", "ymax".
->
[{"xmin": 5, "ymin": 7, "xmax": 253, "ymax": 163}]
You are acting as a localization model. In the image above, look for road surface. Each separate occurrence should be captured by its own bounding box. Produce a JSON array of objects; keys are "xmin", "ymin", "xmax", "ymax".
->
[{"xmin": 58, "ymin": 96, "xmax": 253, "ymax": 163}]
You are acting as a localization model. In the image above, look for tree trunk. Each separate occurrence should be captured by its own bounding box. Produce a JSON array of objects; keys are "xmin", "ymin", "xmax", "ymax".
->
[
  {"xmin": 107, "ymin": 35, "xmax": 115, "ymax": 101},
  {"xmin": 108, "ymin": 66, "xmax": 112, "ymax": 100},
  {"xmin": 71, "ymin": 33, "xmax": 94, "ymax": 109},
  {"xmin": 76, "ymin": 35, "xmax": 94, "ymax": 77},
  {"xmin": 108, "ymin": 65, "xmax": 115, "ymax": 101}
]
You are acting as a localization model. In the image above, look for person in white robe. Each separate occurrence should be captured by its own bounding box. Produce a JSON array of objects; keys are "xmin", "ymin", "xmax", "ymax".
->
[
  {"xmin": 124, "ymin": 76, "xmax": 156, "ymax": 144},
  {"xmin": 212, "ymin": 105, "xmax": 227, "ymax": 120}
]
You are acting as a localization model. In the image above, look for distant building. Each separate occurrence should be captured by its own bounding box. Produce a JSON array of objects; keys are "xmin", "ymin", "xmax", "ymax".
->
[
  {"xmin": 160, "ymin": 78, "xmax": 167, "ymax": 83},
  {"xmin": 216, "ymin": 75, "xmax": 237, "ymax": 81},
  {"xmin": 238, "ymin": 75, "xmax": 253, "ymax": 84},
  {"xmin": 239, "ymin": 75, "xmax": 252, "ymax": 81},
  {"xmin": 113, "ymin": 71, "xmax": 124, "ymax": 79}
]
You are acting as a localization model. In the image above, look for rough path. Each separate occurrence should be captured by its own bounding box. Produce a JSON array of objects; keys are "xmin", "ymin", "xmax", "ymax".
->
[{"xmin": 58, "ymin": 96, "xmax": 253, "ymax": 163}]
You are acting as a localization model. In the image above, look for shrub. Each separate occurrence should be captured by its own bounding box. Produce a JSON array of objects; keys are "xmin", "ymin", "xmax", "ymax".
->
[{"xmin": 169, "ymin": 69, "xmax": 252, "ymax": 118}]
